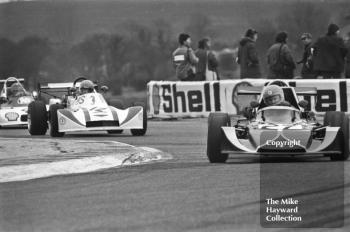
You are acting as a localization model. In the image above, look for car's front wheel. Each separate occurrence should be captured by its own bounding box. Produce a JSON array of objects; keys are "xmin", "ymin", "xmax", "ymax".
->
[
  {"xmin": 49, "ymin": 104, "xmax": 65, "ymax": 137},
  {"xmin": 207, "ymin": 113, "xmax": 229, "ymax": 163},
  {"xmin": 324, "ymin": 111, "xmax": 349, "ymax": 161},
  {"xmin": 28, "ymin": 100, "xmax": 47, "ymax": 135}
]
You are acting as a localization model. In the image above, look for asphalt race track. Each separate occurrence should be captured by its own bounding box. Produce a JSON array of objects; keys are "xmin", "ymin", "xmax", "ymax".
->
[{"xmin": 0, "ymin": 118, "xmax": 349, "ymax": 232}]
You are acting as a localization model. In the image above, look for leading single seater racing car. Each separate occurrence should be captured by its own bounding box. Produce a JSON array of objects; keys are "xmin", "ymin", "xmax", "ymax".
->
[
  {"xmin": 207, "ymin": 80, "xmax": 349, "ymax": 162},
  {"xmin": 0, "ymin": 77, "xmax": 34, "ymax": 128},
  {"xmin": 27, "ymin": 77, "xmax": 147, "ymax": 137}
]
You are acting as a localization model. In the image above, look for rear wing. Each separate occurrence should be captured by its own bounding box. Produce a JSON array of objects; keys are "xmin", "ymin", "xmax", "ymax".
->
[
  {"xmin": 237, "ymin": 86, "xmax": 262, "ymax": 95},
  {"xmin": 38, "ymin": 81, "xmax": 98, "ymax": 90},
  {"xmin": 237, "ymin": 86, "xmax": 318, "ymax": 96},
  {"xmin": 39, "ymin": 82, "xmax": 74, "ymax": 90},
  {"xmin": 38, "ymin": 81, "xmax": 99, "ymax": 99},
  {"xmin": 293, "ymin": 87, "xmax": 317, "ymax": 96}
]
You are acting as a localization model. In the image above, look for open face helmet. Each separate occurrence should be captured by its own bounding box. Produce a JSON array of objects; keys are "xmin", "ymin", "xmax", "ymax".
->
[
  {"xmin": 262, "ymin": 85, "xmax": 284, "ymax": 106},
  {"xmin": 79, "ymin": 80, "xmax": 94, "ymax": 94},
  {"xmin": 8, "ymin": 83, "xmax": 24, "ymax": 97}
]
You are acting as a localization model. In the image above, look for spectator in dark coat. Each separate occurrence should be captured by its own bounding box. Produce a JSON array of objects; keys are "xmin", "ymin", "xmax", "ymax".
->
[
  {"xmin": 237, "ymin": 29, "xmax": 261, "ymax": 78},
  {"xmin": 345, "ymin": 32, "xmax": 350, "ymax": 79},
  {"xmin": 297, "ymin": 33, "xmax": 315, "ymax": 79},
  {"xmin": 267, "ymin": 31, "xmax": 296, "ymax": 79},
  {"xmin": 312, "ymin": 23, "xmax": 348, "ymax": 78},
  {"xmin": 195, "ymin": 38, "xmax": 219, "ymax": 81}
]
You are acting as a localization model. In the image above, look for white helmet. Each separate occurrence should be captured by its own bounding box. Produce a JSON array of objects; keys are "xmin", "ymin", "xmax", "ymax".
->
[{"xmin": 79, "ymin": 80, "xmax": 94, "ymax": 94}]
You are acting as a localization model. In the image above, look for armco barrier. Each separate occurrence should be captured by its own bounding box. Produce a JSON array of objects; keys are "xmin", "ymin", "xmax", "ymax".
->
[{"xmin": 147, "ymin": 79, "xmax": 350, "ymax": 118}]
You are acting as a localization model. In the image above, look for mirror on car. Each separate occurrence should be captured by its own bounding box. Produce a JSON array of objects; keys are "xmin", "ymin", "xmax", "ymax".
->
[
  {"xmin": 298, "ymin": 100, "xmax": 309, "ymax": 108},
  {"xmin": 250, "ymin": 101, "xmax": 260, "ymax": 108},
  {"xmin": 100, "ymin": 86, "xmax": 109, "ymax": 92}
]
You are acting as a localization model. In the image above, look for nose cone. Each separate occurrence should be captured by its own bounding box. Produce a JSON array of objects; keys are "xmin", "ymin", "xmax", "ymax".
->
[
  {"xmin": 249, "ymin": 126, "xmax": 312, "ymax": 151},
  {"xmin": 257, "ymin": 134, "xmax": 306, "ymax": 153}
]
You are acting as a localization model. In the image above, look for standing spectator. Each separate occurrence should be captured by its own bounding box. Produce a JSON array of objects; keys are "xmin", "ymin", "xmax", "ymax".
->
[
  {"xmin": 297, "ymin": 33, "xmax": 315, "ymax": 79},
  {"xmin": 195, "ymin": 38, "xmax": 219, "ymax": 81},
  {"xmin": 172, "ymin": 33, "xmax": 199, "ymax": 81},
  {"xmin": 237, "ymin": 29, "xmax": 261, "ymax": 79},
  {"xmin": 345, "ymin": 32, "xmax": 350, "ymax": 79},
  {"xmin": 267, "ymin": 31, "xmax": 296, "ymax": 79},
  {"xmin": 312, "ymin": 23, "xmax": 348, "ymax": 78}
]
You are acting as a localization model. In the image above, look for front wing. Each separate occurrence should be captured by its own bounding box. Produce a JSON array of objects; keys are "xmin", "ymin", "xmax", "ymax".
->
[
  {"xmin": 220, "ymin": 126, "xmax": 343, "ymax": 157},
  {"xmin": 57, "ymin": 106, "xmax": 143, "ymax": 132}
]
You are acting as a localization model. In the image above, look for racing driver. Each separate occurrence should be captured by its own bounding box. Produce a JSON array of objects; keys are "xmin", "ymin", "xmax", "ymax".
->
[
  {"xmin": 262, "ymin": 85, "xmax": 290, "ymax": 106},
  {"xmin": 79, "ymin": 80, "xmax": 95, "ymax": 95},
  {"xmin": 8, "ymin": 83, "xmax": 26, "ymax": 98}
]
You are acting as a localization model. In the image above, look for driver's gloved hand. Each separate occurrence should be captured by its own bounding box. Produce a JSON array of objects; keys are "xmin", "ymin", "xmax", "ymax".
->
[
  {"xmin": 242, "ymin": 106, "xmax": 253, "ymax": 119},
  {"xmin": 308, "ymin": 111, "xmax": 316, "ymax": 121}
]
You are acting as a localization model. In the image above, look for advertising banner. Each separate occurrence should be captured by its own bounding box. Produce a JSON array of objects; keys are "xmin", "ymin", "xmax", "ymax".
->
[{"xmin": 147, "ymin": 79, "xmax": 350, "ymax": 118}]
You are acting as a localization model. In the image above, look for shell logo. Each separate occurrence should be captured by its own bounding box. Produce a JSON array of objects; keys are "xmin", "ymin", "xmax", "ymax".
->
[{"xmin": 5, "ymin": 112, "xmax": 19, "ymax": 121}]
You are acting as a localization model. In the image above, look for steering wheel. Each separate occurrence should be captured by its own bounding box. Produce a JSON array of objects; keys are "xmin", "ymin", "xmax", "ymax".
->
[{"xmin": 73, "ymin": 77, "xmax": 87, "ymax": 88}]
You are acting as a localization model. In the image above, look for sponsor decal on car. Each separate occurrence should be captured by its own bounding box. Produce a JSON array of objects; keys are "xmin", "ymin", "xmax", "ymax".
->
[
  {"xmin": 59, "ymin": 117, "xmax": 66, "ymax": 125},
  {"xmin": 266, "ymin": 139, "xmax": 301, "ymax": 148},
  {"xmin": 5, "ymin": 112, "xmax": 19, "ymax": 121}
]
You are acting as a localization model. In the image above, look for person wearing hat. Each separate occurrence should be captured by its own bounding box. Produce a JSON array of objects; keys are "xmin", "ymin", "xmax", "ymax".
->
[
  {"xmin": 267, "ymin": 31, "xmax": 296, "ymax": 79},
  {"xmin": 195, "ymin": 38, "xmax": 219, "ymax": 81},
  {"xmin": 237, "ymin": 28, "xmax": 261, "ymax": 79},
  {"xmin": 345, "ymin": 32, "xmax": 350, "ymax": 79},
  {"xmin": 312, "ymin": 23, "xmax": 348, "ymax": 78},
  {"xmin": 297, "ymin": 33, "xmax": 315, "ymax": 79},
  {"xmin": 172, "ymin": 33, "xmax": 199, "ymax": 81}
]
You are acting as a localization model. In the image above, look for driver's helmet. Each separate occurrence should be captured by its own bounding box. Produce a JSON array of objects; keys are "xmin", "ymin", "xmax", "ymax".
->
[
  {"xmin": 79, "ymin": 80, "xmax": 94, "ymax": 94},
  {"xmin": 8, "ymin": 83, "xmax": 24, "ymax": 97},
  {"xmin": 262, "ymin": 85, "xmax": 285, "ymax": 106}
]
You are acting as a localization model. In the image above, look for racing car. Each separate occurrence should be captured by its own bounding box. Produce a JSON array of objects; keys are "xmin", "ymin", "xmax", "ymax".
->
[
  {"xmin": 0, "ymin": 77, "xmax": 34, "ymax": 128},
  {"xmin": 207, "ymin": 80, "xmax": 349, "ymax": 162},
  {"xmin": 27, "ymin": 77, "xmax": 147, "ymax": 137}
]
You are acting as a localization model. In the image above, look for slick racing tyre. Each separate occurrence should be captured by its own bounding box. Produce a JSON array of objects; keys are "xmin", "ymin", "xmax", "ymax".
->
[
  {"xmin": 207, "ymin": 113, "xmax": 229, "ymax": 163},
  {"xmin": 131, "ymin": 102, "xmax": 147, "ymax": 136},
  {"xmin": 324, "ymin": 111, "xmax": 349, "ymax": 161},
  {"xmin": 107, "ymin": 100, "xmax": 124, "ymax": 134},
  {"xmin": 49, "ymin": 104, "xmax": 65, "ymax": 137},
  {"xmin": 28, "ymin": 100, "xmax": 47, "ymax": 135}
]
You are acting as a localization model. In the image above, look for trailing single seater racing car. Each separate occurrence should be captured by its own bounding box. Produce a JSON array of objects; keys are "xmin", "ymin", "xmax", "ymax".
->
[
  {"xmin": 207, "ymin": 81, "xmax": 349, "ymax": 162},
  {"xmin": 27, "ymin": 77, "xmax": 147, "ymax": 137},
  {"xmin": 0, "ymin": 77, "xmax": 34, "ymax": 128}
]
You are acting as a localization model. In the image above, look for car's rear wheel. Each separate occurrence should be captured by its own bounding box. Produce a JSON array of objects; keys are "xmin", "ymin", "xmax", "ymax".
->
[
  {"xmin": 324, "ymin": 111, "xmax": 349, "ymax": 161},
  {"xmin": 207, "ymin": 113, "xmax": 229, "ymax": 163},
  {"xmin": 49, "ymin": 104, "xmax": 65, "ymax": 137},
  {"xmin": 28, "ymin": 101, "xmax": 47, "ymax": 135},
  {"xmin": 131, "ymin": 102, "xmax": 147, "ymax": 136}
]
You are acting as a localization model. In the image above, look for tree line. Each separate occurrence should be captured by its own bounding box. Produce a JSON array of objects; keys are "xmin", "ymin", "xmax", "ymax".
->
[{"xmin": 0, "ymin": 1, "xmax": 346, "ymax": 94}]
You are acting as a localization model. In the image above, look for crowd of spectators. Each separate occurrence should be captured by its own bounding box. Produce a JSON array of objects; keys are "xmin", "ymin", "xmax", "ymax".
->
[{"xmin": 173, "ymin": 23, "xmax": 350, "ymax": 81}]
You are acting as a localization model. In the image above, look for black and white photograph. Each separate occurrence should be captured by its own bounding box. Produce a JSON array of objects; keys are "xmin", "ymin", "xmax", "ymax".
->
[{"xmin": 0, "ymin": 0, "xmax": 350, "ymax": 231}]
